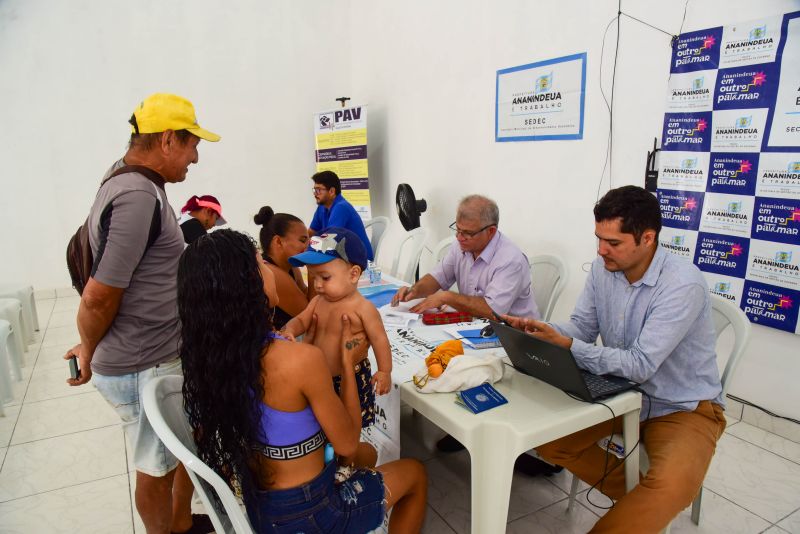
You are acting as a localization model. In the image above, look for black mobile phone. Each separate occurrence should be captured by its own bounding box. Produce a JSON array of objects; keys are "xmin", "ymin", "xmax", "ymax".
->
[{"xmin": 68, "ymin": 355, "xmax": 81, "ymax": 380}]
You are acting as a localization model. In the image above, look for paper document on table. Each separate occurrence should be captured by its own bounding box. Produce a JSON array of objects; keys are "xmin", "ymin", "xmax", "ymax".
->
[
  {"xmin": 385, "ymin": 328, "xmax": 439, "ymax": 383},
  {"xmin": 379, "ymin": 308, "xmax": 419, "ymax": 329},
  {"xmin": 388, "ymin": 298, "xmax": 457, "ymax": 314}
]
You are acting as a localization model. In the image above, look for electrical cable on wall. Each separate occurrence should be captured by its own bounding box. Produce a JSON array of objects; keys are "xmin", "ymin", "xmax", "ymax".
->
[
  {"xmin": 595, "ymin": 0, "xmax": 691, "ymax": 202},
  {"xmin": 589, "ymin": 0, "xmax": 691, "ymax": 272}
]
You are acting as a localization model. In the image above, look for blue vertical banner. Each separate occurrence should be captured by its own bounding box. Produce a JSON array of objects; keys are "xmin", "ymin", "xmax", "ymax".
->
[{"xmin": 659, "ymin": 11, "xmax": 800, "ymax": 335}]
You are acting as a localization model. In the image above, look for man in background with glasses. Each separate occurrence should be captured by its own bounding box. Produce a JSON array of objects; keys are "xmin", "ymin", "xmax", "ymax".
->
[
  {"xmin": 391, "ymin": 194, "xmax": 539, "ymax": 320},
  {"xmin": 309, "ymin": 170, "xmax": 374, "ymax": 261}
]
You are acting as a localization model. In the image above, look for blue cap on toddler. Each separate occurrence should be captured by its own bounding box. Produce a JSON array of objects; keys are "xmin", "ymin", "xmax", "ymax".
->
[{"xmin": 289, "ymin": 226, "xmax": 368, "ymax": 271}]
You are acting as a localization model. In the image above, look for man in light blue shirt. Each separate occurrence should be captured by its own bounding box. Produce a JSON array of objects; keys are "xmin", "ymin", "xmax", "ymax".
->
[{"xmin": 507, "ymin": 186, "xmax": 726, "ymax": 533}]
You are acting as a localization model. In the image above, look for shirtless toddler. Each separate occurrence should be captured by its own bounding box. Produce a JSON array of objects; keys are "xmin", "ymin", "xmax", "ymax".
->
[{"xmin": 283, "ymin": 227, "xmax": 392, "ymax": 427}]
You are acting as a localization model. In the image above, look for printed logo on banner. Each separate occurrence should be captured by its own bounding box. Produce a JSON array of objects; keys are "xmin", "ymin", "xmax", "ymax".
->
[
  {"xmin": 700, "ymin": 192, "xmax": 754, "ymax": 237},
  {"xmin": 671, "ymin": 27, "xmax": 723, "ymax": 73},
  {"xmin": 694, "ymin": 232, "xmax": 750, "ymax": 278},
  {"xmin": 752, "ymin": 197, "xmax": 800, "ymax": 245},
  {"xmin": 719, "ymin": 16, "xmax": 782, "ymax": 68},
  {"xmin": 659, "ymin": 151, "xmax": 710, "ymax": 192},
  {"xmin": 333, "ymin": 107, "xmax": 363, "ymax": 125},
  {"xmin": 662, "ymin": 113, "xmax": 712, "ymax": 152},
  {"xmin": 317, "ymin": 113, "xmax": 334, "ymax": 131},
  {"xmin": 535, "ymin": 72, "xmax": 553, "ymax": 93},
  {"xmin": 713, "ymin": 64, "xmax": 776, "ymax": 110},
  {"xmin": 659, "ymin": 227, "xmax": 698, "ymax": 260},
  {"xmin": 510, "ymin": 72, "xmax": 564, "ymax": 114},
  {"xmin": 659, "ymin": 189, "xmax": 704, "ymax": 230},
  {"xmin": 710, "ymin": 108, "xmax": 768, "ymax": 152},
  {"xmin": 666, "ymin": 70, "xmax": 716, "ymax": 112},
  {"xmin": 756, "ymin": 153, "xmax": 800, "ymax": 199},
  {"xmin": 746, "ymin": 240, "xmax": 800, "ymax": 290},
  {"xmin": 741, "ymin": 280, "xmax": 800, "ymax": 332},
  {"xmin": 707, "ymin": 153, "xmax": 759, "ymax": 195},
  {"xmin": 704, "ymin": 273, "xmax": 745, "ymax": 304}
]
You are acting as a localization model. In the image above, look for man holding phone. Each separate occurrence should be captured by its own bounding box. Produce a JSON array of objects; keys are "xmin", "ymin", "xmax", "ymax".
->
[{"xmin": 64, "ymin": 94, "xmax": 219, "ymax": 534}]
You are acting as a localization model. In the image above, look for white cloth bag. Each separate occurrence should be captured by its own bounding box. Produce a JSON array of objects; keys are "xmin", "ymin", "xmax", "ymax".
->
[{"xmin": 413, "ymin": 352, "xmax": 504, "ymax": 393}]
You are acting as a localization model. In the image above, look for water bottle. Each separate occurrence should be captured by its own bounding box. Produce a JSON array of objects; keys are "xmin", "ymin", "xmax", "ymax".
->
[{"xmin": 369, "ymin": 261, "xmax": 382, "ymax": 284}]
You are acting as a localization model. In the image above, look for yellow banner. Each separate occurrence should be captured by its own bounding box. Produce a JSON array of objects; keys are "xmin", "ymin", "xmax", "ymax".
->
[
  {"xmin": 316, "ymin": 159, "xmax": 368, "ymax": 180},
  {"xmin": 342, "ymin": 188, "xmax": 371, "ymax": 207},
  {"xmin": 315, "ymin": 128, "xmax": 368, "ymax": 150}
]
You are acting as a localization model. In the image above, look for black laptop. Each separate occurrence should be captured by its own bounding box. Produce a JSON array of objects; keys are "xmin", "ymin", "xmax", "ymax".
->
[{"xmin": 489, "ymin": 320, "xmax": 638, "ymax": 401}]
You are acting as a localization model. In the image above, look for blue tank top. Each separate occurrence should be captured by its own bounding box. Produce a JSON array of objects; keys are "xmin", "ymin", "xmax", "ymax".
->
[{"xmin": 252, "ymin": 332, "xmax": 326, "ymax": 459}]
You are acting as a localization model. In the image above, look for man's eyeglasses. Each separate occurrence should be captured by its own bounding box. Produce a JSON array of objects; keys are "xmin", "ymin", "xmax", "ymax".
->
[
  {"xmin": 312, "ymin": 187, "xmax": 328, "ymax": 193},
  {"xmin": 449, "ymin": 222, "xmax": 495, "ymax": 239}
]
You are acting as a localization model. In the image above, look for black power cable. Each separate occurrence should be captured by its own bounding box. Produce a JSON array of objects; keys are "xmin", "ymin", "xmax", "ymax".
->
[{"xmin": 596, "ymin": 0, "xmax": 691, "ymax": 201}]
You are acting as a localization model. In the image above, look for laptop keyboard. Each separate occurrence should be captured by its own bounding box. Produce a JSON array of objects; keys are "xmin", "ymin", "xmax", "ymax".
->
[{"xmin": 581, "ymin": 371, "xmax": 627, "ymax": 397}]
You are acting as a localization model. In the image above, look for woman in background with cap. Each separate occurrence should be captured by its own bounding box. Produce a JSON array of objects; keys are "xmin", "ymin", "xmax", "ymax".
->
[
  {"xmin": 179, "ymin": 194, "xmax": 226, "ymax": 245},
  {"xmin": 254, "ymin": 206, "xmax": 313, "ymax": 329}
]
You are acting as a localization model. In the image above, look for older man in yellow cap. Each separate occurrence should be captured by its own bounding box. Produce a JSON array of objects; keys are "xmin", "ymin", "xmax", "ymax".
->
[{"xmin": 64, "ymin": 94, "xmax": 219, "ymax": 534}]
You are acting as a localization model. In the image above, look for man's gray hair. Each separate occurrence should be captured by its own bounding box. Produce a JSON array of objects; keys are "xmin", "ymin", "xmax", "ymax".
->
[{"xmin": 457, "ymin": 195, "xmax": 499, "ymax": 227}]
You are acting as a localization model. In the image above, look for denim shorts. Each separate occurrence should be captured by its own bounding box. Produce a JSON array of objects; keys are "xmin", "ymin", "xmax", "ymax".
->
[
  {"xmin": 244, "ymin": 460, "xmax": 386, "ymax": 534},
  {"xmin": 93, "ymin": 357, "xmax": 183, "ymax": 477}
]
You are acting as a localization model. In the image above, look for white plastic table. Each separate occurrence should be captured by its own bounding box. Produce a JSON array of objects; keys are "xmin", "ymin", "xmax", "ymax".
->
[{"xmin": 400, "ymin": 364, "xmax": 641, "ymax": 534}]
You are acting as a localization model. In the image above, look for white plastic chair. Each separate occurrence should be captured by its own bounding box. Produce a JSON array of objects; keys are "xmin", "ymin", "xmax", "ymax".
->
[
  {"xmin": 142, "ymin": 375, "xmax": 256, "ymax": 534},
  {"xmin": 363, "ymin": 216, "xmax": 390, "ymax": 261},
  {"xmin": 0, "ymin": 318, "xmax": 23, "ymax": 383},
  {"xmin": 566, "ymin": 293, "xmax": 751, "ymax": 529},
  {"xmin": 528, "ymin": 254, "xmax": 568, "ymax": 321},
  {"xmin": 0, "ymin": 320, "xmax": 15, "ymax": 415},
  {"xmin": 0, "ymin": 285, "xmax": 38, "ymax": 343},
  {"xmin": 432, "ymin": 236, "xmax": 456, "ymax": 265},
  {"xmin": 0, "ymin": 299, "xmax": 26, "ymax": 365},
  {"xmin": 390, "ymin": 227, "xmax": 429, "ymax": 284}
]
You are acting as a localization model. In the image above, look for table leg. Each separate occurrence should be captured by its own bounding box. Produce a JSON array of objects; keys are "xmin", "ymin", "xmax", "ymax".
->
[
  {"xmin": 470, "ymin": 445, "xmax": 515, "ymax": 534},
  {"xmin": 622, "ymin": 407, "xmax": 641, "ymax": 493}
]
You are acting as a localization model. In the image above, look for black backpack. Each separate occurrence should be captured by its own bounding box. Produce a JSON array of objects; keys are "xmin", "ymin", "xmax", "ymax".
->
[{"xmin": 67, "ymin": 165, "xmax": 165, "ymax": 295}]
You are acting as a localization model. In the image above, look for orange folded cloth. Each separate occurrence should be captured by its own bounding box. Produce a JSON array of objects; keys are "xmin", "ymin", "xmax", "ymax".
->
[{"xmin": 424, "ymin": 339, "xmax": 464, "ymax": 378}]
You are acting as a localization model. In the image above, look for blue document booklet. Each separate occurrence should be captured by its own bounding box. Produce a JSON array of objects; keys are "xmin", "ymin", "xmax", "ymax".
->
[
  {"xmin": 455, "ymin": 382, "xmax": 508, "ymax": 413},
  {"xmin": 445, "ymin": 326, "xmax": 503, "ymax": 349}
]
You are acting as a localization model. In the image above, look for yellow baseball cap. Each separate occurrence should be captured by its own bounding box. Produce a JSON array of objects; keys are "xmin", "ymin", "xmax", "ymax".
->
[{"xmin": 129, "ymin": 93, "xmax": 220, "ymax": 142}]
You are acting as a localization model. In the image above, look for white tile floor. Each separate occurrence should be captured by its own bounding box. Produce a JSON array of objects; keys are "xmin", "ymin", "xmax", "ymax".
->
[{"xmin": 0, "ymin": 295, "xmax": 799, "ymax": 533}]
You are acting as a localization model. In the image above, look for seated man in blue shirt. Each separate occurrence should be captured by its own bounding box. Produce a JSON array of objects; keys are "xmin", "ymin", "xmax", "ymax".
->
[
  {"xmin": 505, "ymin": 185, "xmax": 726, "ymax": 533},
  {"xmin": 309, "ymin": 170, "xmax": 374, "ymax": 261}
]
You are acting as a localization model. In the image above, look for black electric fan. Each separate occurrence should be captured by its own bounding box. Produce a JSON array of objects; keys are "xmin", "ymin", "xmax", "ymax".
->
[
  {"xmin": 395, "ymin": 183, "xmax": 427, "ymax": 280},
  {"xmin": 395, "ymin": 183, "xmax": 427, "ymax": 231}
]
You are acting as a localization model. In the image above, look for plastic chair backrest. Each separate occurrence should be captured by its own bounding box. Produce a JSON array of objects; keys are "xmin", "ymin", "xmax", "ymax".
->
[
  {"xmin": 528, "ymin": 254, "xmax": 568, "ymax": 321},
  {"xmin": 432, "ymin": 236, "xmax": 456, "ymax": 265},
  {"xmin": 709, "ymin": 294, "xmax": 751, "ymax": 396},
  {"xmin": 0, "ymin": 320, "xmax": 12, "ymax": 410},
  {"xmin": 364, "ymin": 216, "xmax": 390, "ymax": 261},
  {"xmin": 390, "ymin": 227, "xmax": 429, "ymax": 283},
  {"xmin": 142, "ymin": 376, "xmax": 255, "ymax": 534}
]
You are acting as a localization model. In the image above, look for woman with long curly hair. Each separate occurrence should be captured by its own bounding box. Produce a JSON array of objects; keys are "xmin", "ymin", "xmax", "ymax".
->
[{"xmin": 178, "ymin": 229, "xmax": 427, "ymax": 533}]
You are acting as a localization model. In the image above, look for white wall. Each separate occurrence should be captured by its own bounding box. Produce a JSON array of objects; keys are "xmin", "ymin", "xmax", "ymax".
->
[
  {"xmin": 349, "ymin": 0, "xmax": 800, "ymax": 420},
  {"xmin": 0, "ymin": 0, "xmax": 350, "ymax": 289},
  {"xmin": 1, "ymin": 0, "xmax": 798, "ymax": 419}
]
